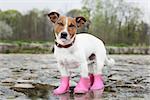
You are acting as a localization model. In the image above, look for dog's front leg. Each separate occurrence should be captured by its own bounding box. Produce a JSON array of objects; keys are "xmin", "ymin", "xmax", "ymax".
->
[
  {"xmin": 74, "ymin": 58, "xmax": 91, "ymax": 93},
  {"xmin": 79, "ymin": 61, "xmax": 89, "ymax": 78},
  {"xmin": 57, "ymin": 63, "xmax": 69, "ymax": 76},
  {"xmin": 53, "ymin": 63, "xmax": 70, "ymax": 95}
]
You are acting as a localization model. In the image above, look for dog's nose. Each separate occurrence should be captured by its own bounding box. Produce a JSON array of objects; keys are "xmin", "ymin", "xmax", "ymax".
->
[{"xmin": 61, "ymin": 32, "xmax": 67, "ymax": 39}]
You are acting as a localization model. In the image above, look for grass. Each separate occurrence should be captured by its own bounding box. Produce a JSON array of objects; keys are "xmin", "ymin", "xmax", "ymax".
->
[
  {"xmin": 105, "ymin": 43, "xmax": 129, "ymax": 47},
  {"xmin": 0, "ymin": 40, "xmax": 53, "ymax": 44},
  {"xmin": 0, "ymin": 40, "xmax": 149, "ymax": 47},
  {"xmin": 0, "ymin": 40, "xmax": 149, "ymax": 54},
  {"xmin": 106, "ymin": 43, "xmax": 150, "ymax": 47},
  {"xmin": 0, "ymin": 40, "xmax": 54, "ymax": 54}
]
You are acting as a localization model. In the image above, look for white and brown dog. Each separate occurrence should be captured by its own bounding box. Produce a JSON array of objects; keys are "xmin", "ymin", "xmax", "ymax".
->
[{"xmin": 48, "ymin": 11, "xmax": 114, "ymax": 95}]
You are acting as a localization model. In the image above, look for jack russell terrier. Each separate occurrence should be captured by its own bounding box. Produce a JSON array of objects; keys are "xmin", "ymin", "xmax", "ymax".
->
[{"xmin": 47, "ymin": 11, "xmax": 114, "ymax": 95}]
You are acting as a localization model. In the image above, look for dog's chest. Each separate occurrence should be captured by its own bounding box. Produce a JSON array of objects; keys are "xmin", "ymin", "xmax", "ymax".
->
[{"xmin": 55, "ymin": 47, "xmax": 81, "ymax": 68}]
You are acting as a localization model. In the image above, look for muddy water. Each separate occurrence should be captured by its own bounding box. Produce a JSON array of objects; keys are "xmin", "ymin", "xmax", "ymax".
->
[{"xmin": 0, "ymin": 54, "xmax": 150, "ymax": 100}]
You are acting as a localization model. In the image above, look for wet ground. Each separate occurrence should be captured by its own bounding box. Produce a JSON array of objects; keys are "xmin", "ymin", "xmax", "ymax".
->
[{"xmin": 0, "ymin": 54, "xmax": 150, "ymax": 100}]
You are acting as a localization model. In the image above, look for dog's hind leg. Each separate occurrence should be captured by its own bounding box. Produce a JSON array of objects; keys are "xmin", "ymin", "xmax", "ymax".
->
[{"xmin": 90, "ymin": 52, "xmax": 105, "ymax": 90}]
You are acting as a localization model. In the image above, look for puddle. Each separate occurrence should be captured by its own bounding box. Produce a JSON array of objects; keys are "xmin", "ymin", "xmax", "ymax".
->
[
  {"xmin": 11, "ymin": 83, "xmax": 104, "ymax": 100},
  {"xmin": 0, "ymin": 54, "xmax": 150, "ymax": 99}
]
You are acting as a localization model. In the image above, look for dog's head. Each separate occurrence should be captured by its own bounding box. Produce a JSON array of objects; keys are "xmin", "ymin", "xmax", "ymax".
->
[{"xmin": 48, "ymin": 11, "xmax": 86, "ymax": 45}]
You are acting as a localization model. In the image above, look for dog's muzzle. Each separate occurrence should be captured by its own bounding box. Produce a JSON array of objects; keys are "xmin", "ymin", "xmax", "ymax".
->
[{"xmin": 60, "ymin": 32, "xmax": 68, "ymax": 39}]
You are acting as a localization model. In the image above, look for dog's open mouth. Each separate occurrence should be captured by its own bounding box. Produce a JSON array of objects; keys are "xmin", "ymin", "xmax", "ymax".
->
[{"xmin": 60, "ymin": 38, "xmax": 68, "ymax": 43}]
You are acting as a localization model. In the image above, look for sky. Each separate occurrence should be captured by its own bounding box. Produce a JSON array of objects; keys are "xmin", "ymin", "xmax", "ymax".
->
[
  {"xmin": 0, "ymin": 0, "xmax": 149, "ymax": 24},
  {"xmin": 0, "ymin": 0, "xmax": 82, "ymax": 14},
  {"xmin": 126, "ymin": 0, "xmax": 150, "ymax": 24}
]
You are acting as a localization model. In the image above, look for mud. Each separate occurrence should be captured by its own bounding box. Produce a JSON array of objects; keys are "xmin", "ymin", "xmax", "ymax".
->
[{"xmin": 0, "ymin": 54, "xmax": 150, "ymax": 100}]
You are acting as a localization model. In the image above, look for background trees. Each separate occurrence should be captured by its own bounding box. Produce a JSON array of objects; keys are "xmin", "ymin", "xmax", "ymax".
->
[
  {"xmin": 0, "ymin": 0, "xmax": 149, "ymax": 46},
  {"xmin": 82, "ymin": 0, "xmax": 150, "ymax": 46},
  {"xmin": 0, "ymin": 21, "xmax": 13, "ymax": 40},
  {"xmin": 0, "ymin": 9, "xmax": 54, "ymax": 41}
]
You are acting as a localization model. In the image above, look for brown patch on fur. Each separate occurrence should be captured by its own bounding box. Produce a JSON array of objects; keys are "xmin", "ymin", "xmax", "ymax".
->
[
  {"xmin": 54, "ymin": 16, "xmax": 66, "ymax": 35},
  {"xmin": 75, "ymin": 16, "xmax": 86, "ymax": 28},
  {"xmin": 67, "ymin": 17, "xmax": 77, "ymax": 38},
  {"xmin": 48, "ymin": 12, "xmax": 60, "ymax": 23}
]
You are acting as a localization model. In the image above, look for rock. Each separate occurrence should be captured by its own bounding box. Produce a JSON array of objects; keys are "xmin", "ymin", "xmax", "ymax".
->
[
  {"xmin": 21, "ymin": 73, "xmax": 38, "ymax": 80},
  {"xmin": 112, "ymin": 67, "xmax": 129, "ymax": 72},
  {"xmin": 1, "ymin": 78, "xmax": 15, "ymax": 83},
  {"xmin": 1, "ymin": 78, "xmax": 15, "ymax": 86},
  {"xmin": 13, "ymin": 84, "xmax": 34, "ymax": 88},
  {"xmin": 0, "ymin": 91, "xmax": 3, "ymax": 95},
  {"xmin": 16, "ymin": 80, "xmax": 34, "ymax": 84},
  {"xmin": 109, "ymin": 75, "xmax": 124, "ymax": 81},
  {"xmin": 143, "ymin": 77, "xmax": 150, "ymax": 83}
]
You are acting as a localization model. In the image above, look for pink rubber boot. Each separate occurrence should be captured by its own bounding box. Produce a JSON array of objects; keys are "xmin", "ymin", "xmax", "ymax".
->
[
  {"xmin": 74, "ymin": 77, "xmax": 91, "ymax": 93},
  {"xmin": 53, "ymin": 76, "xmax": 69, "ymax": 95},
  {"xmin": 90, "ymin": 74, "xmax": 104, "ymax": 90}
]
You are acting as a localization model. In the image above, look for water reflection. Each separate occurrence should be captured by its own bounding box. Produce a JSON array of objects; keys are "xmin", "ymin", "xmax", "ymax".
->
[
  {"xmin": 57, "ymin": 93, "xmax": 70, "ymax": 100},
  {"xmin": 11, "ymin": 83, "xmax": 54, "ymax": 99},
  {"xmin": 57, "ymin": 89, "xmax": 104, "ymax": 100},
  {"xmin": 11, "ymin": 83, "xmax": 104, "ymax": 100}
]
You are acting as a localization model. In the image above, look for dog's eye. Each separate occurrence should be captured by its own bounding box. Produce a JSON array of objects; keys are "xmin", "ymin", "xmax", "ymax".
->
[
  {"xmin": 69, "ymin": 24, "xmax": 75, "ymax": 28},
  {"xmin": 57, "ymin": 22, "xmax": 64, "ymax": 26}
]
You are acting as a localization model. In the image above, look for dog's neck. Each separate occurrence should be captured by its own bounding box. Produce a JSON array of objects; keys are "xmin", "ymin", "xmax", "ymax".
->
[{"xmin": 55, "ymin": 37, "xmax": 76, "ymax": 48}]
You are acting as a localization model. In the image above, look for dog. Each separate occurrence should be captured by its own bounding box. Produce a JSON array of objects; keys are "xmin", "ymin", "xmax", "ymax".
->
[{"xmin": 47, "ymin": 11, "xmax": 114, "ymax": 95}]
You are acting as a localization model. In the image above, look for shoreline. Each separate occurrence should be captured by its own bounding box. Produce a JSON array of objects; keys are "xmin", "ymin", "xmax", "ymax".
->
[{"xmin": 0, "ymin": 43, "xmax": 150, "ymax": 54}]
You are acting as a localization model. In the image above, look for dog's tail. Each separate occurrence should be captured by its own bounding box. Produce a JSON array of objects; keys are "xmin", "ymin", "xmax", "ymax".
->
[{"xmin": 105, "ymin": 56, "xmax": 115, "ymax": 66}]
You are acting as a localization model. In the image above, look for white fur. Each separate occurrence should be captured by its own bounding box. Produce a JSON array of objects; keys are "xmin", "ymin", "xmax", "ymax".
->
[{"xmin": 54, "ymin": 33, "xmax": 114, "ymax": 77}]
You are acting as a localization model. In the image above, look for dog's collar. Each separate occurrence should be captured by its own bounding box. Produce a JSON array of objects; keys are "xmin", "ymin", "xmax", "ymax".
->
[{"xmin": 55, "ymin": 38, "xmax": 75, "ymax": 48}]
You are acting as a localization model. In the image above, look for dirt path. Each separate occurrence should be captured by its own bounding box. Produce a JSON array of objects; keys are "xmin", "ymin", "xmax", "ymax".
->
[{"xmin": 0, "ymin": 54, "xmax": 150, "ymax": 100}]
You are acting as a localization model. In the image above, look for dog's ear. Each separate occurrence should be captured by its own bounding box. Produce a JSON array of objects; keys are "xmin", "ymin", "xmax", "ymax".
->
[
  {"xmin": 47, "ymin": 12, "xmax": 60, "ymax": 23},
  {"xmin": 75, "ymin": 16, "xmax": 86, "ymax": 28}
]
